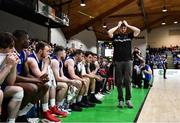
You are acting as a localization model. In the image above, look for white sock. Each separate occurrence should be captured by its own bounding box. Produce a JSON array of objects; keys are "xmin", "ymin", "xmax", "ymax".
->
[
  {"xmin": 57, "ymin": 99, "xmax": 65, "ymax": 107},
  {"xmin": 73, "ymin": 99, "xmax": 76, "ymax": 104},
  {"xmin": 77, "ymin": 96, "xmax": 82, "ymax": 102},
  {"xmin": 91, "ymin": 92, "xmax": 95, "ymax": 94},
  {"xmin": 42, "ymin": 103, "xmax": 49, "ymax": 112},
  {"xmin": 50, "ymin": 98, "xmax": 56, "ymax": 107},
  {"xmin": 18, "ymin": 103, "xmax": 34, "ymax": 116},
  {"xmin": 7, "ymin": 118, "xmax": 15, "ymax": 123}
]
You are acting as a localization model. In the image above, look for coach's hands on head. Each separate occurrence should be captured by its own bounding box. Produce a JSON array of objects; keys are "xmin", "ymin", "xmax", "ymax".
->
[
  {"xmin": 118, "ymin": 20, "xmax": 129, "ymax": 27},
  {"xmin": 118, "ymin": 21, "xmax": 122, "ymax": 27},
  {"xmin": 123, "ymin": 20, "xmax": 128, "ymax": 26}
]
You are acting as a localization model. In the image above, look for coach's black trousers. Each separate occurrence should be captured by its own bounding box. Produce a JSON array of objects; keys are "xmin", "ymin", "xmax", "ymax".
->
[{"xmin": 114, "ymin": 61, "xmax": 132, "ymax": 101}]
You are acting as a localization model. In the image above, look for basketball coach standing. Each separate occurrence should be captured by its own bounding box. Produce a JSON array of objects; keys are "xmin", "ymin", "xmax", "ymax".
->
[{"xmin": 107, "ymin": 20, "xmax": 140, "ymax": 109}]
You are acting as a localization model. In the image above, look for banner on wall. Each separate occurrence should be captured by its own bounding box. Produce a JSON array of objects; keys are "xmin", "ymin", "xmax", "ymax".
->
[
  {"xmin": 105, "ymin": 49, "xmax": 113, "ymax": 57},
  {"xmin": 154, "ymin": 69, "xmax": 180, "ymax": 78},
  {"xmin": 36, "ymin": 0, "xmax": 56, "ymax": 19}
]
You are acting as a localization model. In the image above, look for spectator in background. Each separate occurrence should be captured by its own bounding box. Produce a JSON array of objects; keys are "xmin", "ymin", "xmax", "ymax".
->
[
  {"xmin": 175, "ymin": 62, "xmax": 180, "ymax": 69},
  {"xmin": 160, "ymin": 56, "xmax": 167, "ymax": 79},
  {"xmin": 148, "ymin": 54, "xmax": 154, "ymax": 75},
  {"xmin": 140, "ymin": 60, "xmax": 152, "ymax": 89},
  {"xmin": 132, "ymin": 47, "xmax": 143, "ymax": 88}
]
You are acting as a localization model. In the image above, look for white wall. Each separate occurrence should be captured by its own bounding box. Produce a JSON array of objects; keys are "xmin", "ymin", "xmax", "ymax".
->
[
  {"xmin": 148, "ymin": 24, "xmax": 180, "ymax": 48},
  {"xmin": 67, "ymin": 38, "xmax": 88, "ymax": 51},
  {"xmin": 50, "ymin": 28, "xmax": 66, "ymax": 47},
  {"xmin": 68, "ymin": 28, "xmax": 97, "ymax": 53},
  {"xmin": 132, "ymin": 30, "xmax": 147, "ymax": 57},
  {"xmin": 0, "ymin": 10, "xmax": 48, "ymax": 40}
]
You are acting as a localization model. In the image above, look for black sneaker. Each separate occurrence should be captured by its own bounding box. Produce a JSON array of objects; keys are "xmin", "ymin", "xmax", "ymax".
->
[
  {"xmin": 16, "ymin": 115, "xmax": 28, "ymax": 122},
  {"xmin": 104, "ymin": 90, "xmax": 110, "ymax": 94},
  {"xmin": 86, "ymin": 101, "xmax": 96, "ymax": 107},
  {"xmin": 69, "ymin": 103, "xmax": 83, "ymax": 112},
  {"xmin": 89, "ymin": 96, "xmax": 102, "ymax": 104},
  {"xmin": 77, "ymin": 102, "xmax": 89, "ymax": 108},
  {"xmin": 138, "ymin": 85, "xmax": 142, "ymax": 88},
  {"xmin": 149, "ymin": 84, "xmax": 153, "ymax": 87},
  {"xmin": 81, "ymin": 96, "xmax": 96, "ymax": 107}
]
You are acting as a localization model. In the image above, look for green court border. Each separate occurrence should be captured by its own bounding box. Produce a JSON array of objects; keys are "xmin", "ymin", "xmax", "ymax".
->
[{"xmin": 61, "ymin": 84, "xmax": 152, "ymax": 123}]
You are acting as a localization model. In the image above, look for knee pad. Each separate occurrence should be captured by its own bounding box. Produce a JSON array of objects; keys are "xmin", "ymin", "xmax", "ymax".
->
[{"xmin": 12, "ymin": 90, "xmax": 24, "ymax": 101}]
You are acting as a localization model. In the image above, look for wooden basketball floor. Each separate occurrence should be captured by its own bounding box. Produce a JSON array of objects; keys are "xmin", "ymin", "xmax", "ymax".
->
[{"xmin": 137, "ymin": 69, "xmax": 180, "ymax": 122}]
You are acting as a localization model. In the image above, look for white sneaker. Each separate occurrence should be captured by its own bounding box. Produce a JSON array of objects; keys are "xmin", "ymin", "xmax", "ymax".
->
[
  {"xmin": 27, "ymin": 118, "xmax": 39, "ymax": 123},
  {"xmin": 126, "ymin": 100, "xmax": 133, "ymax": 108},
  {"xmin": 118, "ymin": 101, "xmax": 124, "ymax": 108},
  {"xmin": 59, "ymin": 106, "xmax": 71, "ymax": 114},
  {"xmin": 61, "ymin": 108, "xmax": 71, "ymax": 114},
  {"xmin": 98, "ymin": 93, "xmax": 104, "ymax": 99},
  {"xmin": 98, "ymin": 92, "xmax": 105, "ymax": 97},
  {"xmin": 95, "ymin": 93, "xmax": 104, "ymax": 101}
]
